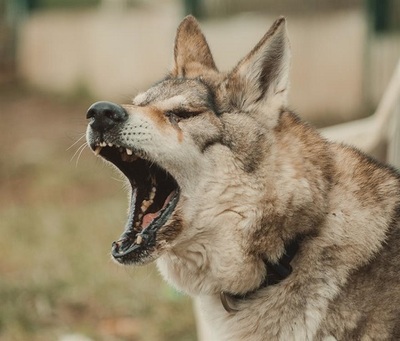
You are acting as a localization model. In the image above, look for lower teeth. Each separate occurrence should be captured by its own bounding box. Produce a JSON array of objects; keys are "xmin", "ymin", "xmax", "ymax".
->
[{"xmin": 136, "ymin": 235, "xmax": 143, "ymax": 244}]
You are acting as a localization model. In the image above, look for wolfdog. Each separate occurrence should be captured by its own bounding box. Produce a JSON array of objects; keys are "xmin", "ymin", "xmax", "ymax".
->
[{"xmin": 86, "ymin": 16, "xmax": 400, "ymax": 340}]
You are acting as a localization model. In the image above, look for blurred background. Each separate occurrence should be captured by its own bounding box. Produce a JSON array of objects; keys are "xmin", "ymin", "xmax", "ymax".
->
[{"xmin": 0, "ymin": 0, "xmax": 399, "ymax": 340}]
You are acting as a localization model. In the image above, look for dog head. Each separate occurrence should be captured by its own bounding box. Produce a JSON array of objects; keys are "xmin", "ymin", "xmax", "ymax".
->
[{"xmin": 86, "ymin": 16, "xmax": 291, "ymax": 294}]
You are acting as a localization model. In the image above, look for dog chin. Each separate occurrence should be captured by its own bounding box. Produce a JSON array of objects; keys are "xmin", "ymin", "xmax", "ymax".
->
[
  {"xmin": 110, "ymin": 215, "xmax": 180, "ymax": 266},
  {"xmin": 111, "ymin": 248, "xmax": 161, "ymax": 266}
]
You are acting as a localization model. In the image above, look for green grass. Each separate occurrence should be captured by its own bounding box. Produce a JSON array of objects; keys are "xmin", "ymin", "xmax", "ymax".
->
[{"xmin": 0, "ymin": 83, "xmax": 196, "ymax": 341}]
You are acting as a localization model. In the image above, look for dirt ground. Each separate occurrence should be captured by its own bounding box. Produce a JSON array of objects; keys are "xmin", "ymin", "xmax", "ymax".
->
[{"xmin": 0, "ymin": 79, "xmax": 196, "ymax": 341}]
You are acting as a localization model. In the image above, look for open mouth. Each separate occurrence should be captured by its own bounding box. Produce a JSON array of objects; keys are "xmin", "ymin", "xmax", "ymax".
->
[{"xmin": 92, "ymin": 142, "xmax": 180, "ymax": 264}]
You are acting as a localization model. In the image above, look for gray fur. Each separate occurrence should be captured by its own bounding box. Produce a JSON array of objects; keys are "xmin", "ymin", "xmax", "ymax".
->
[{"xmin": 86, "ymin": 16, "xmax": 400, "ymax": 340}]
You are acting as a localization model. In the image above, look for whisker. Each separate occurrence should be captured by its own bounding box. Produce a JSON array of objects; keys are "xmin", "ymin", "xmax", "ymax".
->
[
  {"xmin": 70, "ymin": 142, "xmax": 87, "ymax": 163},
  {"xmin": 75, "ymin": 143, "xmax": 88, "ymax": 167},
  {"xmin": 67, "ymin": 133, "xmax": 86, "ymax": 151}
]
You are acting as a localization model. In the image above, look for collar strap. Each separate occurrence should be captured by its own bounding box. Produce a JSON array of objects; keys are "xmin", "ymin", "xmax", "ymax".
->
[{"xmin": 220, "ymin": 236, "xmax": 302, "ymax": 313}]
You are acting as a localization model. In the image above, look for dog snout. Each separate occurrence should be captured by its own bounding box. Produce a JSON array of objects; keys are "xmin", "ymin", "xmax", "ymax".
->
[{"xmin": 86, "ymin": 101, "xmax": 128, "ymax": 132}]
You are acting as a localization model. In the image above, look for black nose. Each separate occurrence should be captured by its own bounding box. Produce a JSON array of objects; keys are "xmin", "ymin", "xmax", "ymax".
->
[{"xmin": 86, "ymin": 101, "xmax": 128, "ymax": 132}]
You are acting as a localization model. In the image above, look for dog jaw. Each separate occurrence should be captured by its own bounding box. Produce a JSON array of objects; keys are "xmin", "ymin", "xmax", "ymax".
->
[{"xmin": 156, "ymin": 173, "xmax": 269, "ymax": 296}]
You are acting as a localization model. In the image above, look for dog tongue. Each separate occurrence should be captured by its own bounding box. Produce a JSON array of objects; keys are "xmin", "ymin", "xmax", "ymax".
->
[
  {"xmin": 141, "ymin": 191, "xmax": 176, "ymax": 229},
  {"xmin": 142, "ymin": 212, "xmax": 160, "ymax": 229}
]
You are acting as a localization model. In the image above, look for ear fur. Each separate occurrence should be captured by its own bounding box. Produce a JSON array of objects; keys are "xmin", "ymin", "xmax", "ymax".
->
[
  {"xmin": 224, "ymin": 17, "xmax": 291, "ymax": 113},
  {"xmin": 172, "ymin": 15, "xmax": 217, "ymax": 78}
]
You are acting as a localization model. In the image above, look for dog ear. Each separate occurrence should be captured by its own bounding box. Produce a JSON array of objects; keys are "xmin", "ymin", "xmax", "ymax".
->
[
  {"xmin": 224, "ymin": 17, "xmax": 290, "ymax": 113},
  {"xmin": 172, "ymin": 15, "xmax": 217, "ymax": 77}
]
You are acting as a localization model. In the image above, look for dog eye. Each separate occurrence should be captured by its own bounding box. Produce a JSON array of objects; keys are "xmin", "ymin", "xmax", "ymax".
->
[{"xmin": 165, "ymin": 110, "xmax": 198, "ymax": 121}]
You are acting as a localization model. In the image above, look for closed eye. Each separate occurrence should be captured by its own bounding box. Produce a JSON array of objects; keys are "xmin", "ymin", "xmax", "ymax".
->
[{"xmin": 165, "ymin": 109, "xmax": 201, "ymax": 119}]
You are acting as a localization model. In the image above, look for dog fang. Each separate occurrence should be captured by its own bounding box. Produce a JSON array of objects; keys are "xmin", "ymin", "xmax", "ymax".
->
[
  {"xmin": 94, "ymin": 146, "xmax": 102, "ymax": 155},
  {"xmin": 121, "ymin": 152, "xmax": 138, "ymax": 162},
  {"xmin": 136, "ymin": 235, "xmax": 143, "ymax": 245}
]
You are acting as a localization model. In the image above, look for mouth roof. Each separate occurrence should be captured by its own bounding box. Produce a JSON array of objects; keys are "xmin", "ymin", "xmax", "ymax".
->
[{"xmin": 92, "ymin": 142, "xmax": 180, "ymax": 263}]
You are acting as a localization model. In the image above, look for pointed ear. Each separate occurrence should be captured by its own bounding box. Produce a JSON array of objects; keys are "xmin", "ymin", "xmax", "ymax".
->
[
  {"xmin": 225, "ymin": 17, "xmax": 290, "ymax": 112},
  {"xmin": 172, "ymin": 15, "xmax": 217, "ymax": 78}
]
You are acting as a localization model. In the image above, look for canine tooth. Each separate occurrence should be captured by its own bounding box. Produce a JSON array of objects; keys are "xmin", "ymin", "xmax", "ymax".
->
[
  {"xmin": 136, "ymin": 235, "xmax": 143, "ymax": 245},
  {"xmin": 126, "ymin": 148, "xmax": 133, "ymax": 155},
  {"xmin": 108, "ymin": 142, "xmax": 113, "ymax": 147},
  {"xmin": 149, "ymin": 191, "xmax": 155, "ymax": 200},
  {"xmin": 122, "ymin": 153, "xmax": 138, "ymax": 163},
  {"xmin": 94, "ymin": 146, "xmax": 102, "ymax": 155}
]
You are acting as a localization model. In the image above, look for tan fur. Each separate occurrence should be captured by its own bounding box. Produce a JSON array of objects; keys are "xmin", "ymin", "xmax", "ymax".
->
[{"xmin": 86, "ymin": 16, "xmax": 400, "ymax": 340}]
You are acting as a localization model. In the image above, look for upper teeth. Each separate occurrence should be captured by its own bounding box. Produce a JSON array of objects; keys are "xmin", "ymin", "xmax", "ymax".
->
[
  {"xmin": 96, "ymin": 141, "xmax": 121, "ymax": 148},
  {"xmin": 92, "ymin": 142, "xmax": 140, "ymax": 162},
  {"xmin": 95, "ymin": 141, "xmax": 134, "ymax": 151}
]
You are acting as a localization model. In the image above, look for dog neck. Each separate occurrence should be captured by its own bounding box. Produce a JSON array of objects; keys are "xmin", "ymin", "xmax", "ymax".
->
[{"xmin": 220, "ymin": 235, "xmax": 303, "ymax": 313}]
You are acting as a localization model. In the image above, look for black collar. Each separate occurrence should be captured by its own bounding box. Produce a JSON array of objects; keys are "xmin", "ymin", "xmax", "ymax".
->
[{"xmin": 220, "ymin": 236, "xmax": 302, "ymax": 313}]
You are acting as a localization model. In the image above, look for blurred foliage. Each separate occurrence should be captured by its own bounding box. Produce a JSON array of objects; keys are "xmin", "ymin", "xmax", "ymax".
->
[
  {"xmin": 22, "ymin": 0, "xmax": 151, "ymax": 10},
  {"xmin": 202, "ymin": 0, "xmax": 363, "ymax": 17},
  {"xmin": 367, "ymin": 0, "xmax": 400, "ymax": 33},
  {"xmin": 31, "ymin": 0, "xmax": 100, "ymax": 9}
]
